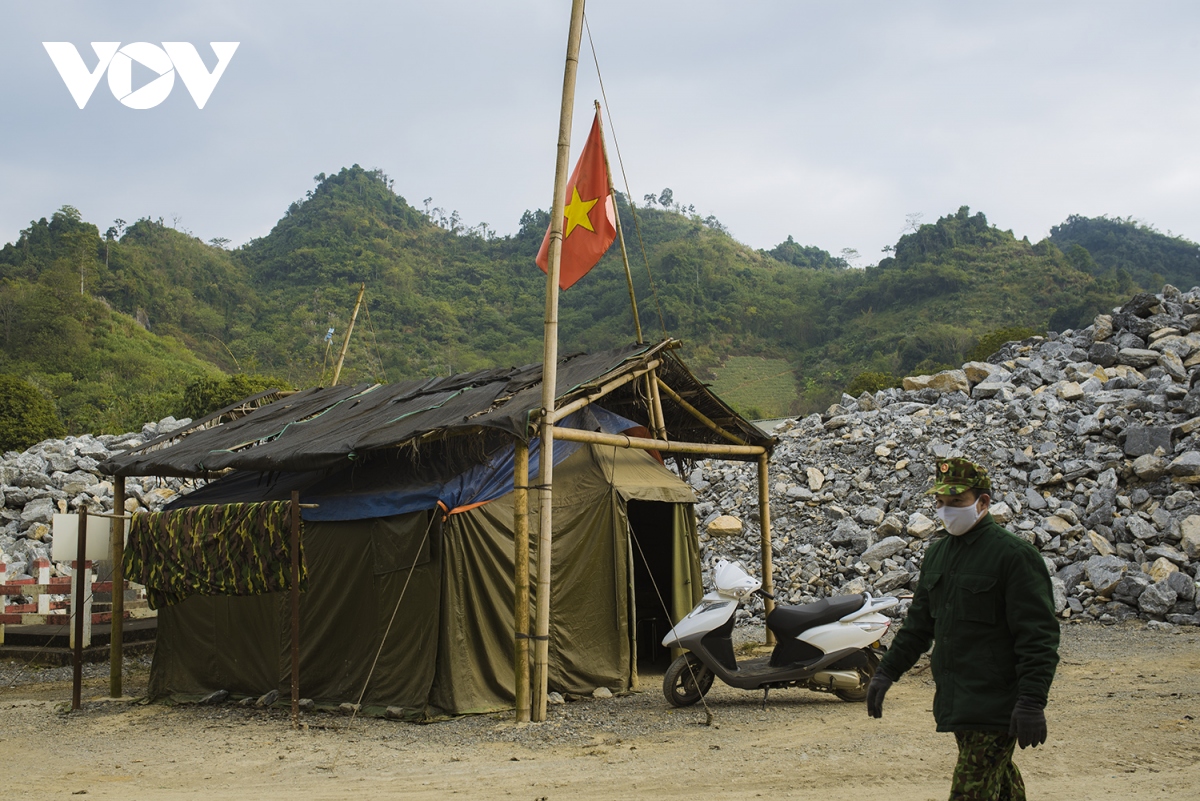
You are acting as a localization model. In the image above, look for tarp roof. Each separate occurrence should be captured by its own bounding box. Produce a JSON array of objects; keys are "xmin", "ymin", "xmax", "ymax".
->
[
  {"xmin": 165, "ymin": 407, "xmax": 649, "ymax": 521},
  {"xmin": 99, "ymin": 339, "xmax": 774, "ymax": 479}
]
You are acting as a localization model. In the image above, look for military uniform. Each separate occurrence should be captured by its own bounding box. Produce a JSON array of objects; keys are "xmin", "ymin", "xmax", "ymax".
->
[
  {"xmin": 878, "ymin": 512, "xmax": 1060, "ymax": 730},
  {"xmin": 872, "ymin": 458, "xmax": 1060, "ymax": 801}
]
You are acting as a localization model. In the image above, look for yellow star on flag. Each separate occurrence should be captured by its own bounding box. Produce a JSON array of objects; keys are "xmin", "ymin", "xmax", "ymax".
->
[{"xmin": 562, "ymin": 186, "xmax": 598, "ymax": 238}]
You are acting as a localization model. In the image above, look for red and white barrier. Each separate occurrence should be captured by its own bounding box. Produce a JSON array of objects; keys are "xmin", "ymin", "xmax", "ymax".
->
[{"xmin": 0, "ymin": 559, "xmax": 153, "ymax": 646}]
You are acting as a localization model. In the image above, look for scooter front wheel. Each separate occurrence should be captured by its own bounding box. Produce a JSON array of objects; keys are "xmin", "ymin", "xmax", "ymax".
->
[{"xmin": 663, "ymin": 652, "xmax": 715, "ymax": 707}]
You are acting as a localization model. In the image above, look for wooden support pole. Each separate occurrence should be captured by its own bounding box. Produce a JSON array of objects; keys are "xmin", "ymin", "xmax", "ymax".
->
[
  {"xmin": 512, "ymin": 440, "xmax": 531, "ymax": 723},
  {"xmin": 594, "ymin": 100, "xmax": 643, "ymax": 345},
  {"xmin": 290, "ymin": 491, "xmax": 301, "ymax": 728},
  {"xmin": 648, "ymin": 372, "xmax": 668, "ymax": 440},
  {"xmin": 655, "ymin": 377, "xmax": 750, "ymax": 447},
  {"xmin": 331, "ymin": 282, "xmax": 366, "ymax": 386},
  {"xmin": 72, "ymin": 504, "xmax": 87, "ymax": 710},
  {"xmin": 109, "ymin": 479, "xmax": 125, "ymax": 698},
  {"xmin": 550, "ymin": 425, "xmax": 766, "ymax": 458},
  {"xmin": 533, "ymin": 0, "xmax": 586, "ymax": 724},
  {"xmin": 757, "ymin": 453, "xmax": 776, "ymax": 645}
]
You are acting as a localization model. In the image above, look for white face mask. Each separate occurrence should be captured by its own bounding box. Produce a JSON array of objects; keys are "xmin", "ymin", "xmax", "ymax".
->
[{"xmin": 936, "ymin": 500, "xmax": 984, "ymax": 536}]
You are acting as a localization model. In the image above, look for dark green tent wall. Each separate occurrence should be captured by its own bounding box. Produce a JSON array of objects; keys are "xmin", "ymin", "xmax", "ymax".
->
[{"xmin": 147, "ymin": 444, "xmax": 701, "ymax": 718}]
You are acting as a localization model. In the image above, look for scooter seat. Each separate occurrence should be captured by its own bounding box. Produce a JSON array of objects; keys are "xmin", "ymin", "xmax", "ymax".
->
[{"xmin": 767, "ymin": 594, "xmax": 865, "ymax": 639}]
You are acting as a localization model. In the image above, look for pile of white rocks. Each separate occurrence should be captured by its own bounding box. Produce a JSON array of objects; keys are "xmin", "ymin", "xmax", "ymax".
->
[
  {"xmin": 0, "ymin": 417, "xmax": 198, "ymax": 581},
  {"xmin": 693, "ymin": 285, "xmax": 1200, "ymax": 628}
]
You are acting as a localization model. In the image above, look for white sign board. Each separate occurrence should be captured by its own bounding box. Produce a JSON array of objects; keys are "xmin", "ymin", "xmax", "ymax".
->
[{"xmin": 51, "ymin": 514, "xmax": 129, "ymax": 562}]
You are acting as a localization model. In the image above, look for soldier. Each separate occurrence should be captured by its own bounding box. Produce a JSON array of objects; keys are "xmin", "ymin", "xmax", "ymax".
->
[{"xmin": 866, "ymin": 457, "xmax": 1060, "ymax": 800}]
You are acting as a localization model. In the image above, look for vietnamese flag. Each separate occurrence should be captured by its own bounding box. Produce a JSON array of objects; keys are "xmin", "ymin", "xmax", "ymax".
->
[{"xmin": 536, "ymin": 111, "xmax": 617, "ymax": 290}]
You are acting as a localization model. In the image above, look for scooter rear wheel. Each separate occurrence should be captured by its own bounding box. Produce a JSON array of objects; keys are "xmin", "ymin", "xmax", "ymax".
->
[
  {"xmin": 663, "ymin": 652, "xmax": 715, "ymax": 707},
  {"xmin": 832, "ymin": 649, "xmax": 880, "ymax": 702}
]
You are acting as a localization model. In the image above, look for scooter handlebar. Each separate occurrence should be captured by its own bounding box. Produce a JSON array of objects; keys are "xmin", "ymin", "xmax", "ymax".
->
[{"xmin": 755, "ymin": 588, "xmax": 775, "ymax": 601}]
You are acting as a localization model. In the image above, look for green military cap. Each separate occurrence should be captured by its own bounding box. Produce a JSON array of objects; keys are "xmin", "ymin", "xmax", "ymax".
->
[{"xmin": 929, "ymin": 457, "xmax": 991, "ymax": 495}]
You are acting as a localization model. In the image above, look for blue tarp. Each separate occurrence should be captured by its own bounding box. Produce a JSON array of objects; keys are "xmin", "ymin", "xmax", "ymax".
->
[{"xmin": 301, "ymin": 407, "xmax": 641, "ymax": 522}]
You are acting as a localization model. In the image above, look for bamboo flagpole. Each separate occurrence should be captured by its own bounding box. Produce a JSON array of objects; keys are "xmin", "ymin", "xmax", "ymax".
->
[{"xmin": 532, "ymin": 0, "xmax": 587, "ymax": 724}]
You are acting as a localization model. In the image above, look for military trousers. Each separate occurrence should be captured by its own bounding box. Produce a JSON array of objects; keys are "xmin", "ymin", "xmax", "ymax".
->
[{"xmin": 949, "ymin": 731, "xmax": 1025, "ymax": 801}]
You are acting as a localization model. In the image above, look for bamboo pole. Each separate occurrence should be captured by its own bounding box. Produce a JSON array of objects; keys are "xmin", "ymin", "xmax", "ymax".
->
[
  {"xmin": 72, "ymin": 504, "xmax": 87, "ymax": 710},
  {"xmin": 290, "ymin": 491, "xmax": 301, "ymax": 728},
  {"xmin": 550, "ymin": 425, "xmax": 765, "ymax": 458},
  {"xmin": 757, "ymin": 453, "xmax": 776, "ymax": 645},
  {"xmin": 594, "ymin": 100, "xmax": 665, "ymax": 439},
  {"xmin": 594, "ymin": 100, "xmax": 642, "ymax": 345},
  {"xmin": 648, "ymin": 373, "xmax": 668, "ymax": 440},
  {"xmin": 512, "ymin": 440, "xmax": 531, "ymax": 723},
  {"xmin": 109, "ymin": 479, "xmax": 125, "ymax": 698},
  {"xmin": 331, "ymin": 282, "xmax": 366, "ymax": 386},
  {"xmin": 533, "ymin": 0, "xmax": 587, "ymax": 724},
  {"xmin": 655, "ymin": 377, "xmax": 750, "ymax": 447},
  {"xmin": 551, "ymin": 358, "xmax": 661, "ymax": 423}
]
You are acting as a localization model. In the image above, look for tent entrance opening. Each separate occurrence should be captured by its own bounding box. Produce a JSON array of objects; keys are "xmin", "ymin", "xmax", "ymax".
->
[{"xmin": 627, "ymin": 500, "xmax": 676, "ymax": 669}]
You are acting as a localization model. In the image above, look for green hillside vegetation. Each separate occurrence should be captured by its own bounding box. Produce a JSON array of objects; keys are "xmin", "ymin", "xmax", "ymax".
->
[
  {"xmin": 0, "ymin": 207, "xmax": 224, "ymax": 433},
  {"xmin": 794, "ymin": 206, "xmax": 1130, "ymax": 407},
  {"xmin": 1049, "ymin": 215, "xmax": 1200, "ymax": 292},
  {"xmin": 2, "ymin": 166, "xmax": 1190, "ymax": 433},
  {"xmin": 708, "ymin": 357, "xmax": 797, "ymax": 419},
  {"xmin": 0, "ymin": 374, "xmax": 66, "ymax": 452}
]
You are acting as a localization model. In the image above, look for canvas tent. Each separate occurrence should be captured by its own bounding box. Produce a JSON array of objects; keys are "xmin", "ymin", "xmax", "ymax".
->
[{"xmin": 99, "ymin": 340, "xmax": 774, "ymax": 717}]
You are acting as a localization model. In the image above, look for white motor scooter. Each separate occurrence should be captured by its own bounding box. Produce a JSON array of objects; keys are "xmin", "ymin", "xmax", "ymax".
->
[{"xmin": 661, "ymin": 559, "xmax": 897, "ymax": 707}]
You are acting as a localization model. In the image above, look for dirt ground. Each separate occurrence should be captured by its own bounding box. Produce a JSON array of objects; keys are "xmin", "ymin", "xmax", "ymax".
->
[{"xmin": 2, "ymin": 621, "xmax": 1197, "ymax": 801}]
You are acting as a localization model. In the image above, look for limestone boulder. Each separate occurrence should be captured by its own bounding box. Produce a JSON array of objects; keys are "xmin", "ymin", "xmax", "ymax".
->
[
  {"xmin": 907, "ymin": 512, "xmax": 937, "ymax": 539},
  {"xmin": 1085, "ymin": 555, "xmax": 1130, "ymax": 596},
  {"xmin": 1181, "ymin": 515, "xmax": 1200, "ymax": 559},
  {"xmin": 707, "ymin": 515, "xmax": 743, "ymax": 537},
  {"xmin": 903, "ymin": 370, "xmax": 968, "ymax": 394}
]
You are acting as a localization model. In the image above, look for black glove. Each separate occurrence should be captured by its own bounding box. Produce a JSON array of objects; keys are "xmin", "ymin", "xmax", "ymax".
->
[
  {"xmin": 1008, "ymin": 695, "xmax": 1047, "ymax": 749},
  {"xmin": 866, "ymin": 672, "xmax": 894, "ymax": 719}
]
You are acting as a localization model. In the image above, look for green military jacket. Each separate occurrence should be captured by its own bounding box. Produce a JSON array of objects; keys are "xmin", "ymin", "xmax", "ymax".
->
[{"xmin": 878, "ymin": 513, "xmax": 1060, "ymax": 732}]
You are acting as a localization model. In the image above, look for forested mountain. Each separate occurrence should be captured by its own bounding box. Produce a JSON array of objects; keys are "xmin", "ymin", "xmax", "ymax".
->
[
  {"xmin": 0, "ymin": 206, "xmax": 224, "ymax": 434},
  {"xmin": 1049, "ymin": 214, "xmax": 1200, "ymax": 292},
  {"xmin": 0, "ymin": 165, "xmax": 1192, "ymax": 438}
]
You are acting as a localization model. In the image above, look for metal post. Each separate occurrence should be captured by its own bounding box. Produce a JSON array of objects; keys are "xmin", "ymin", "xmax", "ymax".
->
[
  {"xmin": 290, "ymin": 491, "xmax": 301, "ymax": 728},
  {"xmin": 110, "ymin": 478, "xmax": 125, "ymax": 698},
  {"xmin": 72, "ymin": 504, "xmax": 87, "ymax": 710},
  {"xmin": 757, "ymin": 454, "xmax": 776, "ymax": 645},
  {"xmin": 512, "ymin": 440, "xmax": 531, "ymax": 723}
]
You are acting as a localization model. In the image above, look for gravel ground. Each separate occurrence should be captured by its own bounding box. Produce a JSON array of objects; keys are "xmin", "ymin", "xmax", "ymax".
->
[
  {"xmin": 2, "ymin": 620, "xmax": 1196, "ymax": 801},
  {"xmin": 0, "ymin": 653, "xmax": 153, "ymax": 689}
]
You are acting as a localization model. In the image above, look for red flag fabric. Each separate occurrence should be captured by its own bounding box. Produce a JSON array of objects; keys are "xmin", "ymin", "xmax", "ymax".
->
[{"xmin": 536, "ymin": 111, "xmax": 617, "ymax": 290}]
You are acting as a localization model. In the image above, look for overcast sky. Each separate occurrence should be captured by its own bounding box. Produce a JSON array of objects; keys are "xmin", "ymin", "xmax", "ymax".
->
[{"xmin": 2, "ymin": 1, "xmax": 1199, "ymax": 265}]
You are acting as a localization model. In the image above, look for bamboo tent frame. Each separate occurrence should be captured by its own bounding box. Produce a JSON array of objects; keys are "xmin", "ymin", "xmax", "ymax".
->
[{"xmin": 97, "ymin": 340, "xmax": 777, "ymax": 717}]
